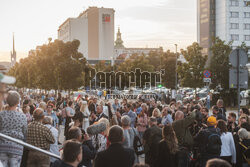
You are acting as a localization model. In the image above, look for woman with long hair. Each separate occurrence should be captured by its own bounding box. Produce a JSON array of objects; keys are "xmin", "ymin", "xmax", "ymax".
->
[
  {"xmin": 217, "ymin": 120, "xmax": 236, "ymax": 165},
  {"xmin": 156, "ymin": 124, "xmax": 178, "ymax": 167},
  {"xmin": 80, "ymin": 101, "xmax": 90, "ymax": 131}
]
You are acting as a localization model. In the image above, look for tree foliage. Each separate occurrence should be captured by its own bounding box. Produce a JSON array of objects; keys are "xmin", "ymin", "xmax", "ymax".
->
[
  {"xmin": 8, "ymin": 40, "xmax": 87, "ymax": 91},
  {"xmin": 209, "ymin": 37, "xmax": 232, "ymax": 89},
  {"xmin": 177, "ymin": 42, "xmax": 207, "ymax": 88}
]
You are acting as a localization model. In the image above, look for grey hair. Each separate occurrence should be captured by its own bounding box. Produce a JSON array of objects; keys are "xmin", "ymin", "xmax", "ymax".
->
[
  {"xmin": 43, "ymin": 116, "xmax": 53, "ymax": 125},
  {"xmin": 121, "ymin": 115, "xmax": 131, "ymax": 127},
  {"xmin": 238, "ymin": 128, "xmax": 250, "ymax": 140},
  {"xmin": 6, "ymin": 91, "xmax": 20, "ymax": 107}
]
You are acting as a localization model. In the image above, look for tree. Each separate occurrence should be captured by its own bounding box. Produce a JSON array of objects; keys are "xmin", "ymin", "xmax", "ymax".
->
[
  {"xmin": 177, "ymin": 42, "xmax": 207, "ymax": 88},
  {"xmin": 8, "ymin": 39, "xmax": 87, "ymax": 92},
  {"xmin": 209, "ymin": 37, "xmax": 232, "ymax": 90}
]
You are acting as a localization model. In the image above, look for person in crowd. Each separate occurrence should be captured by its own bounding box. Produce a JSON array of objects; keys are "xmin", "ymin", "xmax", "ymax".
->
[
  {"xmin": 160, "ymin": 106, "xmax": 173, "ymax": 126},
  {"xmin": 80, "ymin": 101, "xmax": 90, "ymax": 131},
  {"xmin": 172, "ymin": 110, "xmax": 197, "ymax": 167},
  {"xmin": 122, "ymin": 103, "xmax": 137, "ymax": 128},
  {"xmin": 39, "ymin": 101, "xmax": 47, "ymax": 111},
  {"xmin": 43, "ymin": 116, "xmax": 60, "ymax": 165},
  {"xmin": 136, "ymin": 107, "xmax": 148, "ymax": 138},
  {"xmin": 64, "ymin": 101, "xmax": 75, "ymax": 137},
  {"xmin": 94, "ymin": 125, "xmax": 135, "ymax": 167},
  {"xmin": 121, "ymin": 115, "xmax": 139, "ymax": 163},
  {"xmin": 67, "ymin": 127, "xmax": 96, "ymax": 167},
  {"xmin": 212, "ymin": 105, "xmax": 226, "ymax": 121},
  {"xmin": 152, "ymin": 108, "xmax": 162, "ymax": 125},
  {"xmin": 80, "ymin": 130, "xmax": 97, "ymax": 167},
  {"xmin": 88, "ymin": 99, "xmax": 95, "ymax": 114},
  {"xmin": 240, "ymin": 108, "xmax": 249, "ymax": 117},
  {"xmin": 206, "ymin": 158, "xmax": 232, "ymax": 167},
  {"xmin": 201, "ymin": 107, "xmax": 209, "ymax": 125},
  {"xmin": 0, "ymin": 73, "xmax": 14, "ymax": 111},
  {"xmin": 26, "ymin": 108, "xmax": 55, "ymax": 167},
  {"xmin": 112, "ymin": 99, "xmax": 121, "ymax": 113},
  {"xmin": 52, "ymin": 140, "xmax": 82, "ymax": 167},
  {"xmin": 0, "ymin": 91, "xmax": 27, "ymax": 167},
  {"xmin": 90, "ymin": 105, "xmax": 108, "ymax": 124},
  {"xmin": 216, "ymin": 120, "xmax": 236, "ymax": 165},
  {"xmin": 238, "ymin": 128, "xmax": 250, "ymax": 167},
  {"xmin": 194, "ymin": 116, "xmax": 222, "ymax": 167},
  {"xmin": 23, "ymin": 104, "xmax": 32, "ymax": 124},
  {"xmin": 156, "ymin": 124, "xmax": 178, "ymax": 167},
  {"xmin": 227, "ymin": 112, "xmax": 238, "ymax": 133},
  {"xmin": 143, "ymin": 117, "xmax": 162, "ymax": 167},
  {"xmin": 99, "ymin": 100, "xmax": 109, "ymax": 119},
  {"xmin": 45, "ymin": 103, "xmax": 59, "ymax": 128},
  {"xmin": 217, "ymin": 99, "xmax": 227, "ymax": 117},
  {"xmin": 148, "ymin": 100, "xmax": 156, "ymax": 117}
]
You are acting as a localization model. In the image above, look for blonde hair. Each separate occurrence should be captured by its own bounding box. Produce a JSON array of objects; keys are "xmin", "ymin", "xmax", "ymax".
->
[
  {"xmin": 152, "ymin": 108, "xmax": 161, "ymax": 117},
  {"xmin": 39, "ymin": 102, "xmax": 47, "ymax": 110}
]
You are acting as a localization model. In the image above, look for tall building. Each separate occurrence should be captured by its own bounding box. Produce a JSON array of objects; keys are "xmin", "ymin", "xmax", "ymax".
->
[
  {"xmin": 10, "ymin": 34, "xmax": 16, "ymax": 67},
  {"xmin": 198, "ymin": 0, "xmax": 250, "ymax": 60},
  {"xmin": 58, "ymin": 7, "xmax": 115, "ymax": 64}
]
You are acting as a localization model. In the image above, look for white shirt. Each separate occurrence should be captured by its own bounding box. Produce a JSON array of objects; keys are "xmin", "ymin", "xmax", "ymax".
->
[
  {"xmin": 45, "ymin": 124, "xmax": 60, "ymax": 163},
  {"xmin": 220, "ymin": 132, "xmax": 236, "ymax": 164}
]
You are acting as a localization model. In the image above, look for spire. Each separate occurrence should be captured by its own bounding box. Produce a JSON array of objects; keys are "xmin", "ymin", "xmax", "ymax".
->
[
  {"xmin": 13, "ymin": 33, "xmax": 15, "ymax": 52},
  {"xmin": 11, "ymin": 33, "xmax": 16, "ymax": 67},
  {"xmin": 115, "ymin": 27, "xmax": 124, "ymax": 49}
]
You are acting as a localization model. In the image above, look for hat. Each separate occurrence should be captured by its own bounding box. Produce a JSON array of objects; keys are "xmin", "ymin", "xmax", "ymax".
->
[
  {"xmin": 207, "ymin": 116, "xmax": 217, "ymax": 126},
  {"xmin": 0, "ymin": 73, "xmax": 15, "ymax": 84}
]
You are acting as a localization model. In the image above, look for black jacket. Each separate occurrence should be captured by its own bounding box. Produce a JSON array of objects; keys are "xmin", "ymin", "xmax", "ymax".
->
[
  {"xmin": 156, "ymin": 140, "xmax": 178, "ymax": 167},
  {"xmin": 143, "ymin": 125, "xmax": 162, "ymax": 167},
  {"xmin": 78, "ymin": 140, "xmax": 96, "ymax": 167},
  {"xmin": 94, "ymin": 143, "xmax": 135, "ymax": 167}
]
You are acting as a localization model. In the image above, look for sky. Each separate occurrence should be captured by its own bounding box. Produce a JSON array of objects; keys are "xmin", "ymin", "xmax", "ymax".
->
[{"xmin": 0, "ymin": 0, "xmax": 197, "ymax": 62}]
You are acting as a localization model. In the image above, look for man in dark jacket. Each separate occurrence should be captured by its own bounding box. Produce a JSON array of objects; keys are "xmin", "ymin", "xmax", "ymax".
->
[
  {"xmin": 212, "ymin": 105, "xmax": 226, "ymax": 121},
  {"xmin": 194, "ymin": 116, "xmax": 222, "ymax": 167},
  {"xmin": 172, "ymin": 110, "xmax": 197, "ymax": 167},
  {"xmin": 94, "ymin": 125, "xmax": 135, "ymax": 167},
  {"xmin": 143, "ymin": 117, "xmax": 162, "ymax": 167}
]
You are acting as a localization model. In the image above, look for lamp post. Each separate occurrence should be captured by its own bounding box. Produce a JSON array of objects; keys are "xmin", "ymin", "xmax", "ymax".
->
[{"xmin": 174, "ymin": 44, "xmax": 178, "ymax": 90}]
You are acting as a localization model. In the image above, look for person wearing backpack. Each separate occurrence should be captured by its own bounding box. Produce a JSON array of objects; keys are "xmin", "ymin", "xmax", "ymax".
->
[{"xmin": 194, "ymin": 116, "xmax": 222, "ymax": 167}]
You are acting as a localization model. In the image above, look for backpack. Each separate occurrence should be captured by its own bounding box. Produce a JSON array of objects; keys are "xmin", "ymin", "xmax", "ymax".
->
[
  {"xmin": 205, "ymin": 130, "xmax": 222, "ymax": 155},
  {"xmin": 239, "ymin": 142, "xmax": 250, "ymax": 165},
  {"xmin": 132, "ymin": 128, "xmax": 144, "ymax": 155}
]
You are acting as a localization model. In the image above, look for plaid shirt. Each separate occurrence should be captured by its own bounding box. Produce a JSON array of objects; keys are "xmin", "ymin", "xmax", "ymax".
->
[{"xmin": 27, "ymin": 121, "xmax": 55, "ymax": 150}]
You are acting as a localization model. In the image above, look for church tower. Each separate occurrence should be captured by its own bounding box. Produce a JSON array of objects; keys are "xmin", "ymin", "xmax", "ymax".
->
[
  {"xmin": 11, "ymin": 34, "xmax": 16, "ymax": 67},
  {"xmin": 114, "ymin": 27, "xmax": 124, "ymax": 49}
]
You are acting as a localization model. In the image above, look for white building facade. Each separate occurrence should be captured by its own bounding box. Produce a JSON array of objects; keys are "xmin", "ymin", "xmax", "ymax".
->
[
  {"xmin": 58, "ymin": 7, "xmax": 115, "ymax": 63},
  {"xmin": 216, "ymin": 0, "xmax": 250, "ymax": 49},
  {"xmin": 198, "ymin": 0, "xmax": 250, "ymax": 57}
]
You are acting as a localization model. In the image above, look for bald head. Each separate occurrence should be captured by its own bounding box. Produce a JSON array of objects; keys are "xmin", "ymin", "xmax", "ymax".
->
[
  {"xmin": 33, "ymin": 108, "xmax": 45, "ymax": 121},
  {"xmin": 175, "ymin": 111, "xmax": 184, "ymax": 120}
]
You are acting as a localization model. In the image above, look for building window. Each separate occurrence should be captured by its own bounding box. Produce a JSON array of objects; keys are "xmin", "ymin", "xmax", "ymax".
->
[
  {"xmin": 244, "ymin": 1, "xmax": 250, "ymax": 6},
  {"xmin": 245, "ymin": 35, "xmax": 250, "ymax": 41},
  {"xmin": 244, "ymin": 12, "xmax": 250, "ymax": 18},
  {"xmin": 244, "ymin": 23, "xmax": 250, "ymax": 29},
  {"xmin": 230, "ymin": 12, "xmax": 239, "ymax": 18},
  {"xmin": 230, "ymin": 0, "xmax": 239, "ymax": 6},
  {"xmin": 231, "ymin": 34, "xmax": 239, "ymax": 41},
  {"xmin": 230, "ymin": 23, "xmax": 239, "ymax": 29}
]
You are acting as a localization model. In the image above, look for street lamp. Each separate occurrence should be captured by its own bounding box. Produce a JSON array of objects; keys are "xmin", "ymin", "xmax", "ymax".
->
[{"xmin": 175, "ymin": 44, "xmax": 178, "ymax": 90}]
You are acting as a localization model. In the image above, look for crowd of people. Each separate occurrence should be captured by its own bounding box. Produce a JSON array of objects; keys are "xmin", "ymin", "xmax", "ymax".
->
[{"xmin": 0, "ymin": 73, "xmax": 249, "ymax": 167}]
